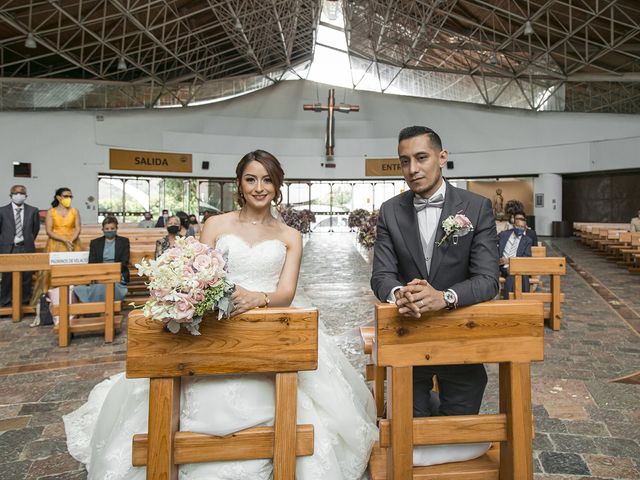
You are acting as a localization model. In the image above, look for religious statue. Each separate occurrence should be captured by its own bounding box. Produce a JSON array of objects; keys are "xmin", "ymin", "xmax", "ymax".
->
[{"xmin": 493, "ymin": 188, "xmax": 505, "ymax": 219}]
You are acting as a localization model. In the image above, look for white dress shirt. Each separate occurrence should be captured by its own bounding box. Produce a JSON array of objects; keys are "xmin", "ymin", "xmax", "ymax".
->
[
  {"xmin": 12, "ymin": 202, "xmax": 25, "ymax": 244},
  {"xmin": 502, "ymin": 231, "xmax": 522, "ymax": 270}
]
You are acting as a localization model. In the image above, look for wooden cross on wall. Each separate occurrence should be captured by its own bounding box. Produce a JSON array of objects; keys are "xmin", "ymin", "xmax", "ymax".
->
[{"xmin": 303, "ymin": 88, "xmax": 359, "ymax": 160}]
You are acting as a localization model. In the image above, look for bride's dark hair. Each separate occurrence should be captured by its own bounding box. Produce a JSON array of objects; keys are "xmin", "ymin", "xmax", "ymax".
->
[{"xmin": 236, "ymin": 150, "xmax": 285, "ymax": 207}]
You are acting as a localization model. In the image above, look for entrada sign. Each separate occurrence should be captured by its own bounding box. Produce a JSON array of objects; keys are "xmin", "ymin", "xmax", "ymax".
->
[{"xmin": 365, "ymin": 157, "xmax": 402, "ymax": 177}]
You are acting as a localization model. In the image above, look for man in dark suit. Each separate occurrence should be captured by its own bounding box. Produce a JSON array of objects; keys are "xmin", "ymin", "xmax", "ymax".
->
[
  {"xmin": 155, "ymin": 209, "xmax": 169, "ymax": 228},
  {"xmin": 371, "ymin": 126, "xmax": 499, "ymax": 418},
  {"xmin": 0, "ymin": 185, "xmax": 41, "ymax": 307},
  {"xmin": 498, "ymin": 215, "xmax": 533, "ymax": 299},
  {"xmin": 88, "ymin": 216, "xmax": 130, "ymax": 284}
]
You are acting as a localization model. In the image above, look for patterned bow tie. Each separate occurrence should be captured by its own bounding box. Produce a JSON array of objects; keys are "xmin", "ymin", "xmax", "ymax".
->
[{"xmin": 413, "ymin": 193, "xmax": 444, "ymax": 212}]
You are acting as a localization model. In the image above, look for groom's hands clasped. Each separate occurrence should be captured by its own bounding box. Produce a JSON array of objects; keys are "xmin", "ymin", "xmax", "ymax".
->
[{"xmin": 395, "ymin": 279, "xmax": 446, "ymax": 318}]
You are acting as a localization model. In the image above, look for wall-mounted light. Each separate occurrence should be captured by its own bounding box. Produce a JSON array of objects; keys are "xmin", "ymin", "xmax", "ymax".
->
[
  {"xmin": 523, "ymin": 20, "xmax": 534, "ymax": 36},
  {"xmin": 117, "ymin": 56, "xmax": 127, "ymax": 71}
]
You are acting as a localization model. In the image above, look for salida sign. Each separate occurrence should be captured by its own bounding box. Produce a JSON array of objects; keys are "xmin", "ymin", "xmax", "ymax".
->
[{"xmin": 109, "ymin": 149, "xmax": 193, "ymax": 173}]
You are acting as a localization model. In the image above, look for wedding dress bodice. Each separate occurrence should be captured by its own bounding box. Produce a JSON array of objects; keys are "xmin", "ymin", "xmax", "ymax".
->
[{"xmin": 215, "ymin": 234, "xmax": 286, "ymax": 292}]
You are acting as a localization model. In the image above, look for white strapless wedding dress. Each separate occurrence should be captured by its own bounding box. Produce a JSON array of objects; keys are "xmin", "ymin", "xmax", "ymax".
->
[{"xmin": 63, "ymin": 234, "xmax": 378, "ymax": 480}]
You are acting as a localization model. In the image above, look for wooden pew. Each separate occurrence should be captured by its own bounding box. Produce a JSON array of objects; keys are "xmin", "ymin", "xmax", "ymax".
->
[
  {"xmin": 0, "ymin": 253, "xmax": 50, "ymax": 322},
  {"xmin": 50, "ymin": 263, "xmax": 123, "ymax": 347},
  {"xmin": 361, "ymin": 325, "xmax": 386, "ymax": 417},
  {"xmin": 125, "ymin": 250, "xmax": 155, "ymax": 305},
  {"xmin": 368, "ymin": 301, "xmax": 544, "ymax": 480},
  {"xmin": 126, "ymin": 308, "xmax": 318, "ymax": 480},
  {"xmin": 508, "ymin": 257, "xmax": 567, "ymax": 331}
]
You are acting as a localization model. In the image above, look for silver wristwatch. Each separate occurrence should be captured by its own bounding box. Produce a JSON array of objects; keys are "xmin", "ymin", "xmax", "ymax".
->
[{"xmin": 443, "ymin": 289, "xmax": 457, "ymax": 310}]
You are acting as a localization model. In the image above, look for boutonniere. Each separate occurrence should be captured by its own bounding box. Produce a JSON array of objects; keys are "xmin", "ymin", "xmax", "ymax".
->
[{"xmin": 436, "ymin": 212, "xmax": 474, "ymax": 247}]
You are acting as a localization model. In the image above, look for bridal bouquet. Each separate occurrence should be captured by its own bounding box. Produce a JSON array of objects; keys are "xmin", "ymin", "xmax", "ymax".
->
[{"xmin": 135, "ymin": 236, "xmax": 235, "ymax": 335}]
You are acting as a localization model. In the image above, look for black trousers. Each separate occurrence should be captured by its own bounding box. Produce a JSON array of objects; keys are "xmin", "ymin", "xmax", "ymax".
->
[
  {"xmin": 413, "ymin": 364, "xmax": 487, "ymax": 417},
  {"xmin": 0, "ymin": 244, "xmax": 33, "ymax": 307}
]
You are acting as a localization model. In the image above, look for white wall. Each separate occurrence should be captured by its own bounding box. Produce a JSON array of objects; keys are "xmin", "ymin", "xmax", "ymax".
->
[
  {"xmin": 534, "ymin": 174, "xmax": 563, "ymax": 236},
  {"xmin": 1, "ymin": 79, "xmax": 639, "ymax": 221}
]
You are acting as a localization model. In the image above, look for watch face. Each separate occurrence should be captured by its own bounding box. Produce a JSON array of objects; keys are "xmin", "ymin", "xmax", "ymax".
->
[{"xmin": 444, "ymin": 291, "xmax": 455, "ymax": 304}]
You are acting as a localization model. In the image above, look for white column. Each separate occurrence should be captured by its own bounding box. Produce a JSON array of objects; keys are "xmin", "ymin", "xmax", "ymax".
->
[{"xmin": 533, "ymin": 173, "xmax": 562, "ymax": 236}]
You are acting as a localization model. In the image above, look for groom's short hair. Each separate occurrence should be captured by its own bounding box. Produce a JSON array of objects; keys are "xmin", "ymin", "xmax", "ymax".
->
[{"xmin": 398, "ymin": 126, "xmax": 443, "ymax": 151}]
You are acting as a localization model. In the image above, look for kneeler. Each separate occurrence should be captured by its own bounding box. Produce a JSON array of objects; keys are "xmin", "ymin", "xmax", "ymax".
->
[
  {"xmin": 369, "ymin": 300, "xmax": 544, "ymax": 480},
  {"xmin": 126, "ymin": 308, "xmax": 318, "ymax": 480}
]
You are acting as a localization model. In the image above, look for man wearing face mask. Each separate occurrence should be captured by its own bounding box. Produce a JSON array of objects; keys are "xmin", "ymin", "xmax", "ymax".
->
[
  {"xmin": 0, "ymin": 185, "xmax": 41, "ymax": 308},
  {"xmin": 498, "ymin": 212, "xmax": 533, "ymax": 299},
  {"xmin": 138, "ymin": 211, "xmax": 155, "ymax": 228},
  {"xmin": 155, "ymin": 209, "xmax": 170, "ymax": 228},
  {"xmin": 75, "ymin": 216, "xmax": 130, "ymax": 303}
]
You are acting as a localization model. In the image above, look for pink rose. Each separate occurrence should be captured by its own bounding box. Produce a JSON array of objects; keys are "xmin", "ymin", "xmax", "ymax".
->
[
  {"xmin": 192, "ymin": 254, "xmax": 213, "ymax": 272},
  {"xmin": 163, "ymin": 248, "xmax": 181, "ymax": 261},
  {"xmin": 191, "ymin": 240, "xmax": 208, "ymax": 255},
  {"xmin": 209, "ymin": 249, "xmax": 226, "ymax": 270},
  {"xmin": 191, "ymin": 289, "xmax": 205, "ymax": 303},
  {"xmin": 454, "ymin": 214, "xmax": 472, "ymax": 228},
  {"xmin": 174, "ymin": 295, "xmax": 195, "ymax": 321}
]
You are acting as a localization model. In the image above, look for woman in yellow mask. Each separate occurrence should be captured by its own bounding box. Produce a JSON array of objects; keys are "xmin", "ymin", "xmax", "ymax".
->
[{"xmin": 31, "ymin": 187, "xmax": 83, "ymax": 303}]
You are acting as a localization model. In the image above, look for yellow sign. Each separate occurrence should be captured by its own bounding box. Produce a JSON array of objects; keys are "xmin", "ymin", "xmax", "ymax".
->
[
  {"xmin": 365, "ymin": 157, "xmax": 402, "ymax": 176},
  {"xmin": 109, "ymin": 149, "xmax": 192, "ymax": 173}
]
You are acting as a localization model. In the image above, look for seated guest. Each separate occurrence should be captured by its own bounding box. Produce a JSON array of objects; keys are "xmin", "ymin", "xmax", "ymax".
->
[
  {"xmin": 175, "ymin": 210, "xmax": 195, "ymax": 237},
  {"xmin": 632, "ymin": 209, "xmax": 640, "ymax": 232},
  {"xmin": 188, "ymin": 213, "xmax": 201, "ymax": 235},
  {"xmin": 155, "ymin": 209, "xmax": 169, "ymax": 228},
  {"xmin": 498, "ymin": 215, "xmax": 533, "ymax": 299},
  {"xmin": 138, "ymin": 211, "xmax": 155, "ymax": 228},
  {"xmin": 74, "ymin": 216, "xmax": 129, "ymax": 302},
  {"xmin": 513, "ymin": 211, "xmax": 538, "ymax": 246},
  {"xmin": 155, "ymin": 215, "xmax": 181, "ymax": 258}
]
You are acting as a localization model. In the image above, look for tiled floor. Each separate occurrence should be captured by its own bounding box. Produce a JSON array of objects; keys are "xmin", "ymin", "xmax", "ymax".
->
[{"xmin": 0, "ymin": 233, "xmax": 638, "ymax": 479}]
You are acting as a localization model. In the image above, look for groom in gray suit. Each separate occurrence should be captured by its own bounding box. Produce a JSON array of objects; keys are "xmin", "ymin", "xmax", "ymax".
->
[
  {"xmin": 371, "ymin": 126, "xmax": 499, "ymax": 417},
  {"xmin": 0, "ymin": 185, "xmax": 41, "ymax": 307}
]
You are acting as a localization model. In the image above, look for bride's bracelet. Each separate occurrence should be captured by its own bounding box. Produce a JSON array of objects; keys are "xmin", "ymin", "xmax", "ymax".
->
[{"xmin": 260, "ymin": 292, "xmax": 270, "ymax": 308}]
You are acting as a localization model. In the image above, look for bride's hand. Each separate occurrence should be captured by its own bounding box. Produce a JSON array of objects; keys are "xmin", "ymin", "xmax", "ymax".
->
[{"xmin": 230, "ymin": 286, "xmax": 263, "ymax": 317}]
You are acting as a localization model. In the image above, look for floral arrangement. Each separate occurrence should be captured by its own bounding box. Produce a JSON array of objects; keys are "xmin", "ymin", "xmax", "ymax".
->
[
  {"xmin": 135, "ymin": 236, "xmax": 234, "ymax": 335},
  {"xmin": 278, "ymin": 205, "xmax": 316, "ymax": 234},
  {"xmin": 357, "ymin": 212, "xmax": 378, "ymax": 249},
  {"xmin": 437, "ymin": 213, "xmax": 474, "ymax": 247},
  {"xmin": 348, "ymin": 209, "xmax": 370, "ymax": 229}
]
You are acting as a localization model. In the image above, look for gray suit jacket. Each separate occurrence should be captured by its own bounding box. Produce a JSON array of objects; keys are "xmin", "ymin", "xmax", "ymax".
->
[
  {"xmin": 371, "ymin": 181, "xmax": 499, "ymax": 307},
  {"xmin": 0, "ymin": 203, "xmax": 41, "ymax": 253}
]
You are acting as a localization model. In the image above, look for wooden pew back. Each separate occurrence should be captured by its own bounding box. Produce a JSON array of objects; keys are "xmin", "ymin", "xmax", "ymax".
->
[
  {"xmin": 0, "ymin": 253, "xmax": 50, "ymax": 321},
  {"xmin": 50, "ymin": 263, "xmax": 122, "ymax": 347},
  {"xmin": 508, "ymin": 257, "xmax": 566, "ymax": 330},
  {"xmin": 370, "ymin": 301, "xmax": 544, "ymax": 480},
  {"xmin": 126, "ymin": 308, "xmax": 318, "ymax": 480}
]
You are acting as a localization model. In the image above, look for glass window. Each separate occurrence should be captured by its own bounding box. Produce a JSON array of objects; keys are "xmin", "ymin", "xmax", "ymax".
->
[
  {"xmin": 98, "ymin": 177, "xmax": 124, "ymax": 222},
  {"xmin": 199, "ymin": 181, "xmax": 222, "ymax": 214},
  {"xmin": 287, "ymin": 183, "xmax": 310, "ymax": 208},
  {"xmin": 123, "ymin": 178, "xmax": 149, "ymax": 224},
  {"xmin": 222, "ymin": 182, "xmax": 238, "ymax": 212}
]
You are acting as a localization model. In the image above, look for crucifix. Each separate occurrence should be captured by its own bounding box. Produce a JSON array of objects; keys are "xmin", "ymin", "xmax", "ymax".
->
[{"xmin": 303, "ymin": 88, "xmax": 359, "ymax": 160}]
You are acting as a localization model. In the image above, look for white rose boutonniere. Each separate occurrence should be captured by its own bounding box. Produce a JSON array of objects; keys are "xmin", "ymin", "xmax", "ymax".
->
[{"xmin": 436, "ymin": 212, "xmax": 474, "ymax": 247}]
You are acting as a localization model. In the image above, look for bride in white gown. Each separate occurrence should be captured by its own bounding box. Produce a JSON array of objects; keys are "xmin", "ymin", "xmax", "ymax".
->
[{"xmin": 64, "ymin": 150, "xmax": 378, "ymax": 479}]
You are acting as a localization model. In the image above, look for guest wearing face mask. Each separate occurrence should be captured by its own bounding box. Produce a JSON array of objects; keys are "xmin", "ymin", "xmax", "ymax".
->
[
  {"xmin": 498, "ymin": 214, "xmax": 533, "ymax": 299},
  {"xmin": 74, "ymin": 216, "xmax": 129, "ymax": 302},
  {"xmin": 138, "ymin": 211, "xmax": 155, "ymax": 228},
  {"xmin": 155, "ymin": 216, "xmax": 181, "ymax": 259},
  {"xmin": 0, "ymin": 185, "xmax": 41, "ymax": 308},
  {"xmin": 155, "ymin": 209, "xmax": 170, "ymax": 228},
  {"xmin": 30, "ymin": 187, "xmax": 83, "ymax": 304},
  {"xmin": 188, "ymin": 214, "xmax": 201, "ymax": 235}
]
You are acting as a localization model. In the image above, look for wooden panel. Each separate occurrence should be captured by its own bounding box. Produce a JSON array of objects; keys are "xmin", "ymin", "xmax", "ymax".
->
[
  {"xmin": 132, "ymin": 426, "xmax": 314, "ymax": 466},
  {"xmin": 508, "ymin": 257, "xmax": 566, "ymax": 275},
  {"xmin": 147, "ymin": 377, "xmax": 180, "ymax": 480},
  {"xmin": 110, "ymin": 148, "xmax": 192, "ymax": 173},
  {"xmin": 375, "ymin": 301, "xmax": 544, "ymax": 367},
  {"xmin": 52, "ymin": 301, "xmax": 122, "ymax": 315},
  {"xmin": 369, "ymin": 444, "xmax": 500, "ymax": 480},
  {"xmin": 0, "ymin": 253, "xmax": 50, "ymax": 272},
  {"xmin": 273, "ymin": 372, "xmax": 298, "ymax": 480},
  {"xmin": 11, "ymin": 271, "xmax": 21, "ymax": 322},
  {"xmin": 51, "ymin": 263, "xmax": 121, "ymax": 286},
  {"xmin": 388, "ymin": 366, "xmax": 414, "ymax": 480},
  {"xmin": 58, "ymin": 285, "xmax": 70, "ymax": 348},
  {"xmin": 531, "ymin": 246, "xmax": 546, "ymax": 257},
  {"xmin": 53, "ymin": 315, "xmax": 123, "ymax": 334},
  {"xmin": 126, "ymin": 309, "xmax": 318, "ymax": 378},
  {"xmin": 379, "ymin": 414, "xmax": 507, "ymax": 447},
  {"xmin": 499, "ymin": 363, "xmax": 533, "ymax": 480},
  {"xmin": 509, "ymin": 292, "xmax": 565, "ymax": 303}
]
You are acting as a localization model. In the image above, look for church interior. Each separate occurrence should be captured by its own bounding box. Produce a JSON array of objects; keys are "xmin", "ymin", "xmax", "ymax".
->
[{"xmin": 0, "ymin": 1, "xmax": 639, "ymax": 479}]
